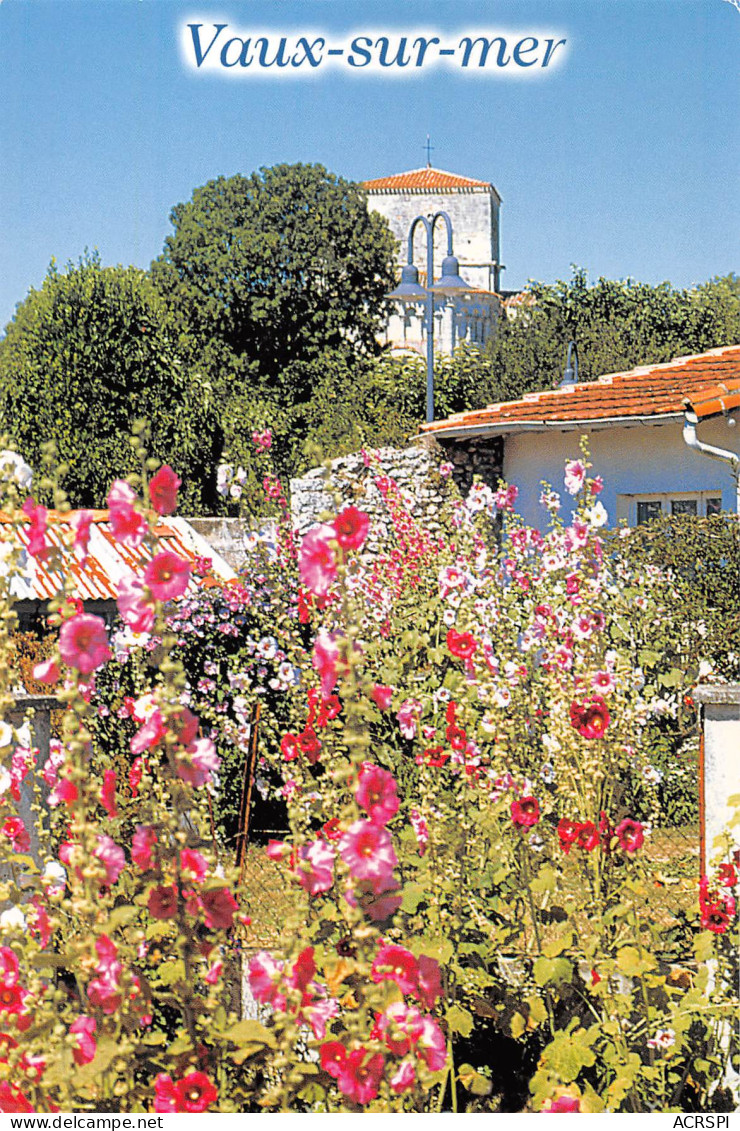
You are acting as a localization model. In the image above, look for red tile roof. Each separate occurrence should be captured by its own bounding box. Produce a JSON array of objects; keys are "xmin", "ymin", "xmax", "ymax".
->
[
  {"xmin": 3, "ymin": 511, "xmax": 235, "ymax": 603},
  {"xmin": 362, "ymin": 167, "xmax": 494, "ymax": 193},
  {"xmin": 422, "ymin": 345, "xmax": 740, "ymax": 437}
]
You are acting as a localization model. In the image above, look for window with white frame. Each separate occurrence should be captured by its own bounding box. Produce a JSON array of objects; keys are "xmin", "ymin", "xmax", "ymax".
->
[{"xmin": 617, "ymin": 491, "xmax": 723, "ymax": 526}]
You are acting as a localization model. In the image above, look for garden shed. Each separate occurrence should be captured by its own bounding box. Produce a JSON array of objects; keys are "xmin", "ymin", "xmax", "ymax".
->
[{"xmin": 423, "ymin": 344, "xmax": 740, "ymax": 529}]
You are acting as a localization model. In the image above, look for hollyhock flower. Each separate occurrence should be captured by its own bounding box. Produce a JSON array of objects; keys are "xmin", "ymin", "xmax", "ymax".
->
[
  {"xmin": 313, "ymin": 631, "xmax": 340, "ymax": 698},
  {"xmin": 94, "ymin": 836, "xmax": 125, "ymax": 886},
  {"xmin": 390, "ymin": 1060, "xmax": 416, "ymax": 1095},
  {"xmin": 0, "ymin": 1081, "xmax": 34, "ymax": 1113},
  {"xmin": 304, "ymin": 996, "xmax": 339, "ymax": 1041},
  {"xmin": 701, "ymin": 895, "xmax": 734, "ymax": 934},
  {"xmin": 70, "ymin": 1016, "xmax": 96, "ymax": 1066},
  {"xmin": 648, "ymin": 1028, "xmax": 676, "ymax": 1051},
  {"xmin": 336, "ymin": 1048, "xmax": 385, "ymax": 1105},
  {"xmin": 148, "ymin": 465, "xmax": 180, "ymax": 515},
  {"xmin": 252, "ymin": 429, "xmax": 272, "ymax": 451},
  {"xmin": 144, "ymin": 551, "xmax": 191, "ymax": 602},
  {"xmin": 564, "ymin": 459, "xmax": 586, "ymax": 495},
  {"xmin": 586, "ymin": 500, "xmax": 608, "ymax": 527},
  {"xmin": 59, "ymin": 613, "xmax": 111, "ymax": 675},
  {"xmin": 180, "ymin": 848, "xmax": 208, "ymax": 882},
  {"xmin": 265, "ymin": 839, "xmax": 292, "ymax": 862},
  {"xmin": 294, "ymin": 840, "xmax": 335, "ymax": 896},
  {"xmin": 130, "ymin": 710, "xmax": 167, "ymax": 756},
  {"xmin": 153, "ymin": 1074, "xmax": 181, "ymax": 1113},
  {"xmin": 718, "ymin": 863, "xmax": 737, "ymax": 888},
  {"xmin": 372, "ymin": 684, "xmax": 393, "ymax": 711},
  {"xmin": 148, "ymin": 885, "xmax": 178, "ymax": 920},
  {"xmin": 543, "ymin": 1092, "xmax": 581, "ymax": 1112},
  {"xmin": 205, "ymin": 958, "xmax": 223, "ymax": 985},
  {"xmin": 339, "ymin": 820, "xmax": 397, "ymax": 885},
  {"xmin": 396, "ymin": 698, "xmax": 422, "ymax": 740},
  {"xmin": 350, "ymin": 876, "xmax": 402, "ymax": 922},
  {"xmin": 371, "ymin": 943, "xmax": 419, "ymax": 995},
  {"xmin": 129, "ymin": 756, "xmax": 146, "ymax": 798},
  {"xmin": 615, "ymin": 818, "xmax": 644, "ymax": 854},
  {"xmin": 117, "ymin": 573, "xmax": 155, "ymax": 634},
  {"xmin": 0, "ymin": 947, "xmax": 18, "ymax": 985},
  {"xmin": 201, "ymin": 886, "xmax": 238, "ymax": 930},
  {"xmin": 320, "ymin": 1041, "xmax": 347, "ymax": 1079},
  {"xmin": 576, "ymin": 821, "xmax": 600, "ymax": 852},
  {"xmin": 107, "ymin": 480, "xmax": 146, "ymax": 547},
  {"xmin": 356, "ymin": 763, "xmax": 399, "ymax": 826},
  {"xmin": 10, "ymin": 746, "xmax": 34, "ymax": 801},
  {"xmin": 511, "ymin": 796, "xmax": 540, "ymax": 828},
  {"xmin": 176, "ymin": 1072, "xmax": 218, "ymax": 1113},
  {"xmin": 298, "ymin": 525, "xmax": 337, "ymax": 599},
  {"xmin": 446, "ymin": 628, "xmax": 477, "ymax": 660},
  {"xmin": 175, "ymin": 738, "xmax": 220, "ymax": 788},
  {"xmin": 72, "ymin": 509, "xmax": 93, "ymax": 564},
  {"xmin": 132, "ymin": 826, "xmax": 157, "ymax": 871},
  {"xmin": 557, "ymin": 818, "xmax": 580, "ymax": 855},
  {"xmin": 416, "ymin": 954, "xmax": 443, "ymax": 1008},
  {"xmin": 409, "ymin": 808, "xmax": 429, "ymax": 856},
  {"xmin": 281, "ymin": 733, "xmax": 300, "ymax": 762},
  {"xmin": 417, "ymin": 1016, "xmax": 447, "ymax": 1071},
  {"xmin": 493, "ymin": 483, "xmax": 518, "ymax": 511},
  {"xmin": 591, "ymin": 670, "xmax": 616, "ymax": 695},
  {"xmin": 248, "ymin": 951, "xmax": 286, "ymax": 1009},
  {"xmin": 569, "ymin": 696, "xmax": 610, "ymax": 739},
  {"xmin": 378, "ymin": 1001, "xmax": 425, "ymax": 1056},
  {"xmin": 100, "ymin": 769, "xmax": 117, "ymax": 817},
  {"xmin": 33, "ymin": 657, "xmax": 60, "ymax": 685},
  {"xmin": 1, "ymin": 818, "xmax": 30, "ymax": 853},
  {"xmin": 22, "ymin": 497, "xmax": 49, "ymax": 562},
  {"xmin": 48, "ymin": 777, "xmax": 78, "ymax": 808},
  {"xmin": 29, "ymin": 897, "xmax": 52, "ymax": 949},
  {"xmin": 333, "ymin": 506, "xmax": 370, "ymax": 552}
]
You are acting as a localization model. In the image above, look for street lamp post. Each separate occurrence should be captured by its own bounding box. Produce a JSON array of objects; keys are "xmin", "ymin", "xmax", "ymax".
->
[{"xmin": 387, "ymin": 211, "xmax": 471, "ymax": 423}]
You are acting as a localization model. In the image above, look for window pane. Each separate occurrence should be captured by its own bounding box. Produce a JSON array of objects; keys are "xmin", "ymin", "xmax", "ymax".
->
[
  {"xmin": 637, "ymin": 500, "xmax": 663, "ymax": 524},
  {"xmin": 706, "ymin": 497, "xmax": 722, "ymax": 516},
  {"xmin": 671, "ymin": 499, "xmax": 698, "ymax": 516}
]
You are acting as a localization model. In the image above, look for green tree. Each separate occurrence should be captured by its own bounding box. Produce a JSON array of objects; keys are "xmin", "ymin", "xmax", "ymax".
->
[
  {"xmin": 150, "ymin": 163, "xmax": 398, "ymax": 389},
  {"xmin": 0, "ymin": 254, "xmax": 221, "ymax": 511}
]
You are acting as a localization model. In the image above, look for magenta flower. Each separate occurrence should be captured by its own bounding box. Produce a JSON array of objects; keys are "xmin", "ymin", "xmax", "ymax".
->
[
  {"xmin": 390, "ymin": 1060, "xmax": 416, "ymax": 1095},
  {"xmin": 22, "ymin": 497, "xmax": 49, "ymax": 562},
  {"xmin": 396, "ymin": 698, "xmax": 421, "ymax": 740},
  {"xmin": 569, "ymin": 696, "xmax": 611, "ymax": 739},
  {"xmin": 418, "ymin": 1015, "xmax": 447, "ymax": 1072},
  {"xmin": 100, "ymin": 769, "xmax": 117, "ymax": 818},
  {"xmin": 312, "ymin": 631, "xmax": 340, "ymax": 698},
  {"xmin": 180, "ymin": 848, "xmax": 208, "ymax": 882},
  {"xmin": 72, "ymin": 509, "xmax": 93, "ymax": 564},
  {"xmin": 148, "ymin": 885, "xmax": 178, "ymax": 920},
  {"xmin": 298, "ymin": 524, "xmax": 337, "ymax": 599},
  {"xmin": 339, "ymin": 819, "xmax": 397, "ymax": 884},
  {"xmin": 116, "ymin": 573, "xmax": 155, "ymax": 634},
  {"xmin": 175, "ymin": 737, "xmax": 220, "ymax": 788},
  {"xmin": 615, "ymin": 818, "xmax": 644, "ymax": 854},
  {"xmin": 94, "ymin": 835, "xmax": 125, "ymax": 886},
  {"xmin": 200, "ymin": 886, "xmax": 237, "ymax": 929},
  {"xmin": 144, "ymin": 551, "xmax": 191, "ymax": 602},
  {"xmin": 69, "ymin": 1016, "xmax": 97, "ymax": 1067},
  {"xmin": 248, "ymin": 951, "xmax": 286, "ymax": 1009},
  {"xmin": 59, "ymin": 613, "xmax": 111, "ymax": 675},
  {"xmin": 32, "ymin": 657, "xmax": 60, "ymax": 685},
  {"xmin": 564, "ymin": 459, "xmax": 586, "ymax": 495},
  {"xmin": 511, "ymin": 796, "xmax": 540, "ymax": 828},
  {"xmin": 356, "ymin": 762, "xmax": 399, "ymax": 826},
  {"xmin": 148, "ymin": 465, "xmax": 181, "ymax": 516},
  {"xmin": 371, "ymin": 684, "xmax": 393, "ymax": 711},
  {"xmin": 107, "ymin": 480, "xmax": 146, "ymax": 547},
  {"xmin": 371, "ymin": 943, "xmax": 418, "ymax": 995},
  {"xmin": 294, "ymin": 840, "xmax": 335, "ymax": 896},
  {"xmin": 131, "ymin": 826, "xmax": 158, "ymax": 870},
  {"xmin": 336, "ymin": 1048, "xmax": 385, "ymax": 1105},
  {"xmin": 332, "ymin": 506, "xmax": 370, "ymax": 552}
]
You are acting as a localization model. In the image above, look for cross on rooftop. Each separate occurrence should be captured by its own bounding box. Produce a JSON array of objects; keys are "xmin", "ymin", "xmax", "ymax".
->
[{"xmin": 424, "ymin": 134, "xmax": 435, "ymax": 167}]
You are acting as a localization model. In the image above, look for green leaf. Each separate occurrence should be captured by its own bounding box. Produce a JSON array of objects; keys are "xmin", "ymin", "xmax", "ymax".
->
[
  {"xmin": 226, "ymin": 1019, "xmax": 276, "ymax": 1049},
  {"xmin": 530, "ymin": 865, "xmax": 557, "ymax": 895},
  {"xmin": 446, "ymin": 1004, "xmax": 474, "ymax": 1037},
  {"xmin": 458, "ymin": 1063, "xmax": 493, "ymax": 1097},
  {"xmin": 510, "ymin": 1012, "xmax": 526, "ymax": 1039},
  {"xmin": 401, "ymin": 882, "xmax": 427, "ymax": 914},
  {"xmin": 533, "ymin": 956, "xmax": 573, "ymax": 987}
]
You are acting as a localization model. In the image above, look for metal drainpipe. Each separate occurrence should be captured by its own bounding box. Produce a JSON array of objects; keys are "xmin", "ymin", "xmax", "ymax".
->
[{"xmin": 682, "ymin": 408, "xmax": 740, "ymax": 515}]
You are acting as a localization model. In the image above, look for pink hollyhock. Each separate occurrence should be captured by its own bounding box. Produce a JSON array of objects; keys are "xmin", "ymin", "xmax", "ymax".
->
[
  {"xmin": 265, "ymin": 839, "xmax": 291, "ymax": 862},
  {"xmin": 356, "ymin": 762, "xmax": 399, "ymax": 826},
  {"xmin": 29, "ymin": 897, "xmax": 52, "ymax": 949},
  {"xmin": 333, "ymin": 506, "xmax": 369, "ymax": 552},
  {"xmin": 511, "ymin": 796, "xmax": 540, "ymax": 828},
  {"xmin": 409, "ymin": 808, "xmax": 429, "ymax": 856},
  {"xmin": 48, "ymin": 777, "xmax": 78, "ymax": 808},
  {"xmin": 153, "ymin": 1074, "xmax": 180, "ymax": 1113},
  {"xmin": 557, "ymin": 818, "xmax": 580, "ymax": 855},
  {"xmin": 148, "ymin": 465, "xmax": 180, "ymax": 516},
  {"xmin": 132, "ymin": 825, "xmax": 158, "ymax": 870},
  {"xmin": 304, "ymin": 996, "xmax": 339, "ymax": 1041},
  {"xmin": 718, "ymin": 863, "xmax": 737, "ymax": 888},
  {"xmin": 1, "ymin": 818, "xmax": 30, "ymax": 853},
  {"xmin": 22, "ymin": 497, "xmax": 49, "ymax": 562},
  {"xmin": 281, "ymin": 733, "xmax": 300, "ymax": 762},
  {"xmin": 589, "ymin": 476, "xmax": 604, "ymax": 496},
  {"xmin": 130, "ymin": 710, "xmax": 167, "ymax": 755},
  {"xmin": 180, "ymin": 848, "xmax": 208, "ymax": 882},
  {"xmin": 298, "ymin": 524, "xmax": 337, "ymax": 599},
  {"xmin": 72, "ymin": 509, "xmax": 93, "ymax": 564},
  {"xmin": 396, "ymin": 698, "xmax": 421, "ymax": 740},
  {"xmin": 116, "ymin": 574, "xmax": 155, "ymax": 634},
  {"xmin": 446, "ymin": 628, "xmax": 477, "ymax": 660},
  {"xmin": 390, "ymin": 1060, "xmax": 416, "ymax": 1095},
  {"xmin": 564, "ymin": 459, "xmax": 586, "ymax": 495},
  {"xmin": 378, "ymin": 1001, "xmax": 424, "ymax": 1056},
  {"xmin": 144, "ymin": 551, "xmax": 191, "ymax": 602},
  {"xmin": 543, "ymin": 1092, "xmax": 581, "ymax": 1112},
  {"xmin": 320, "ymin": 1040, "xmax": 347, "ymax": 1078},
  {"xmin": 348, "ymin": 875, "xmax": 402, "ymax": 922},
  {"xmin": 175, "ymin": 737, "xmax": 220, "ymax": 788},
  {"xmin": 107, "ymin": 480, "xmax": 146, "ymax": 547},
  {"xmin": 41, "ymin": 741, "xmax": 64, "ymax": 789},
  {"xmin": 94, "ymin": 835, "xmax": 125, "ymax": 886},
  {"xmin": 336, "ymin": 1048, "xmax": 385, "ymax": 1105},
  {"xmin": 591, "ymin": 670, "xmax": 616, "ymax": 695},
  {"xmin": 33, "ymin": 657, "xmax": 60, "ymax": 685},
  {"xmin": 69, "ymin": 1016, "xmax": 96, "ymax": 1067},
  {"xmin": 415, "ymin": 954, "xmax": 442, "ymax": 1009},
  {"xmin": 248, "ymin": 951, "xmax": 286, "ymax": 1009},
  {"xmin": 0, "ymin": 947, "xmax": 19, "ymax": 985},
  {"xmin": 371, "ymin": 684, "xmax": 393, "ymax": 711},
  {"xmin": 129, "ymin": 756, "xmax": 146, "ymax": 798},
  {"xmin": 148, "ymin": 885, "xmax": 178, "ymax": 920},
  {"xmin": 201, "ymin": 886, "xmax": 238, "ymax": 930},
  {"xmin": 294, "ymin": 840, "xmax": 335, "ymax": 896},
  {"xmin": 371, "ymin": 943, "xmax": 418, "ymax": 995},
  {"xmin": 252, "ymin": 429, "xmax": 272, "ymax": 451},
  {"xmin": 417, "ymin": 1016, "xmax": 447, "ymax": 1072},
  {"xmin": 339, "ymin": 820, "xmax": 398, "ymax": 884},
  {"xmin": 10, "ymin": 746, "xmax": 34, "ymax": 801},
  {"xmin": 100, "ymin": 769, "xmax": 117, "ymax": 817},
  {"xmin": 569, "ymin": 696, "xmax": 610, "ymax": 739},
  {"xmin": 59, "ymin": 613, "xmax": 111, "ymax": 675},
  {"xmin": 313, "ymin": 631, "xmax": 340, "ymax": 698},
  {"xmin": 205, "ymin": 959, "xmax": 223, "ymax": 985},
  {"xmin": 615, "ymin": 818, "xmax": 644, "ymax": 854}
]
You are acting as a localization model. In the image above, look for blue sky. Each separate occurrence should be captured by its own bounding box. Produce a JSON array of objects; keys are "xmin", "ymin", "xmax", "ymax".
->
[{"xmin": 1, "ymin": 0, "xmax": 738, "ymax": 331}]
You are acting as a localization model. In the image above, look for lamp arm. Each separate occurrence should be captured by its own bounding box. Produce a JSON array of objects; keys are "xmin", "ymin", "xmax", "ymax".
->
[{"xmin": 431, "ymin": 210, "xmax": 454, "ymax": 255}]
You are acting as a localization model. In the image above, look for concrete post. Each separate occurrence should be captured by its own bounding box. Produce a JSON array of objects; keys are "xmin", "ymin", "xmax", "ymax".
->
[
  {"xmin": 693, "ymin": 684, "xmax": 740, "ymax": 874},
  {"xmin": 7, "ymin": 694, "xmax": 57, "ymax": 868}
]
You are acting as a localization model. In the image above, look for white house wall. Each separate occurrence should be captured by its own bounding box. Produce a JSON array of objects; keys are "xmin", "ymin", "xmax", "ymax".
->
[{"xmin": 501, "ymin": 412, "xmax": 740, "ymax": 529}]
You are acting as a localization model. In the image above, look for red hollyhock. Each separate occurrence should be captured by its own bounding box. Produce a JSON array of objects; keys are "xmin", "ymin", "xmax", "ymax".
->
[
  {"xmin": 557, "ymin": 818, "xmax": 580, "ymax": 855},
  {"xmin": 576, "ymin": 821, "xmax": 600, "ymax": 852},
  {"xmin": 446, "ymin": 723, "xmax": 468, "ymax": 751},
  {"xmin": 337, "ymin": 1048, "xmax": 386, "ymax": 1105},
  {"xmin": 615, "ymin": 818, "xmax": 644, "ymax": 854},
  {"xmin": 511, "ymin": 796, "xmax": 540, "ymax": 828},
  {"xmin": 333, "ymin": 506, "xmax": 370, "ymax": 552},
  {"xmin": 371, "ymin": 943, "xmax": 419, "ymax": 995},
  {"xmin": 569, "ymin": 696, "xmax": 610, "ymax": 739},
  {"xmin": 201, "ymin": 886, "xmax": 238, "ymax": 930},
  {"xmin": 148, "ymin": 885, "xmax": 178, "ymax": 920},
  {"xmin": 446, "ymin": 629, "xmax": 477, "ymax": 661},
  {"xmin": 148, "ymin": 465, "xmax": 181, "ymax": 516},
  {"xmin": 718, "ymin": 863, "xmax": 737, "ymax": 888}
]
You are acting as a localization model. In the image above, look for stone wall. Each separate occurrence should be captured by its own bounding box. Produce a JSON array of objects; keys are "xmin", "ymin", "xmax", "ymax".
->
[
  {"xmin": 185, "ymin": 517, "xmax": 276, "ymax": 571},
  {"xmin": 290, "ymin": 435, "xmax": 503, "ymax": 538}
]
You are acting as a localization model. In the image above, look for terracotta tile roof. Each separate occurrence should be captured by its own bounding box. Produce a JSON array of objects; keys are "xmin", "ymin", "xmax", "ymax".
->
[
  {"xmin": 362, "ymin": 167, "xmax": 494, "ymax": 193},
  {"xmin": 422, "ymin": 345, "xmax": 740, "ymax": 437},
  {"xmin": 1, "ymin": 511, "xmax": 236, "ymax": 603}
]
